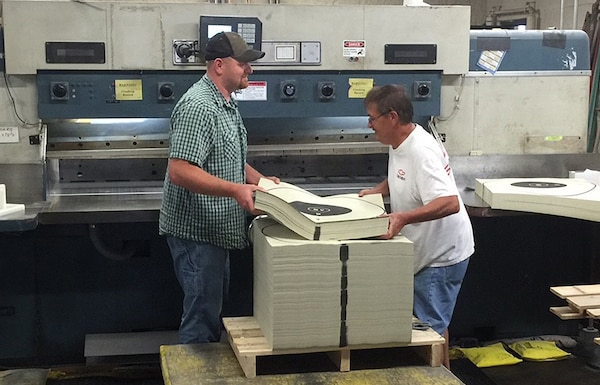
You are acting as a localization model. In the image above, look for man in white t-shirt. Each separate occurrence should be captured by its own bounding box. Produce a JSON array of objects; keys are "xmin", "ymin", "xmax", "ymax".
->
[{"xmin": 359, "ymin": 84, "xmax": 474, "ymax": 368}]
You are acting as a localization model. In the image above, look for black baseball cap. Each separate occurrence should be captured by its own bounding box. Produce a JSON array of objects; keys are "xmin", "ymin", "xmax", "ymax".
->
[{"xmin": 204, "ymin": 31, "xmax": 265, "ymax": 62}]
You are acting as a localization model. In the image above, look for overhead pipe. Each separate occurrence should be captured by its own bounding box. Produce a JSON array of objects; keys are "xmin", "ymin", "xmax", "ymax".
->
[{"xmin": 561, "ymin": 0, "xmax": 565, "ymax": 29}]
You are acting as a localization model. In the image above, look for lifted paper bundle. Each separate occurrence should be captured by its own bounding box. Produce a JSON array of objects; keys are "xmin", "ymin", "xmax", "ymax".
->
[{"xmin": 254, "ymin": 178, "xmax": 389, "ymax": 241}]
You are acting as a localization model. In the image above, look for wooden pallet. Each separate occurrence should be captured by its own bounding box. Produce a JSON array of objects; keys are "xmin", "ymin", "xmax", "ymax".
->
[
  {"xmin": 550, "ymin": 284, "xmax": 600, "ymax": 299},
  {"xmin": 550, "ymin": 284, "xmax": 600, "ymax": 320},
  {"xmin": 222, "ymin": 316, "xmax": 445, "ymax": 378},
  {"xmin": 551, "ymin": 285, "xmax": 600, "ymax": 347},
  {"xmin": 549, "ymin": 305, "xmax": 586, "ymax": 320}
]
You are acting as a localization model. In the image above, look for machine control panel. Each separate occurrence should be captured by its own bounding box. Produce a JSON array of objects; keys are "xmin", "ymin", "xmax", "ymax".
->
[
  {"xmin": 171, "ymin": 40, "xmax": 322, "ymax": 67},
  {"xmin": 38, "ymin": 71, "xmax": 201, "ymax": 119},
  {"xmin": 38, "ymin": 71, "xmax": 442, "ymax": 119},
  {"xmin": 199, "ymin": 15, "xmax": 262, "ymax": 54},
  {"xmin": 173, "ymin": 16, "xmax": 264, "ymax": 66},
  {"xmin": 279, "ymin": 80, "xmax": 336, "ymax": 102},
  {"xmin": 255, "ymin": 42, "xmax": 321, "ymax": 66}
]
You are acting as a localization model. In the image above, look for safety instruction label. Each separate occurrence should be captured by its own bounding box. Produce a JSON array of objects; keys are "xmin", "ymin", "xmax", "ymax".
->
[
  {"xmin": 343, "ymin": 40, "xmax": 366, "ymax": 57},
  {"xmin": 115, "ymin": 79, "xmax": 143, "ymax": 100},
  {"xmin": 235, "ymin": 81, "xmax": 267, "ymax": 101},
  {"xmin": 0, "ymin": 126, "xmax": 19, "ymax": 143},
  {"xmin": 348, "ymin": 78, "xmax": 374, "ymax": 99}
]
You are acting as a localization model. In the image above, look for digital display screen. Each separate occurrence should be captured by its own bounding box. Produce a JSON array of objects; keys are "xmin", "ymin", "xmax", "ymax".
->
[
  {"xmin": 46, "ymin": 42, "xmax": 105, "ymax": 64},
  {"xmin": 384, "ymin": 44, "xmax": 437, "ymax": 64},
  {"xmin": 395, "ymin": 50, "xmax": 429, "ymax": 58},
  {"xmin": 56, "ymin": 48, "xmax": 96, "ymax": 57},
  {"xmin": 199, "ymin": 16, "xmax": 262, "ymax": 58},
  {"xmin": 207, "ymin": 24, "xmax": 232, "ymax": 38}
]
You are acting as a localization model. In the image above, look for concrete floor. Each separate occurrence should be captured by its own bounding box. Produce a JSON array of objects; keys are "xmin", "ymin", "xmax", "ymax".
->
[
  {"xmin": 482, "ymin": 356, "xmax": 600, "ymax": 385},
  {"xmin": 40, "ymin": 355, "xmax": 600, "ymax": 385},
  {"xmin": 36, "ymin": 355, "xmax": 600, "ymax": 385},
  {"xmin": 451, "ymin": 355, "xmax": 600, "ymax": 385}
]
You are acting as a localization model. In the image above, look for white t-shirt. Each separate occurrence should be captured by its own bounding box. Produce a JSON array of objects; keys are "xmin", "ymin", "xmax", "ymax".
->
[{"xmin": 388, "ymin": 124, "xmax": 474, "ymax": 273}]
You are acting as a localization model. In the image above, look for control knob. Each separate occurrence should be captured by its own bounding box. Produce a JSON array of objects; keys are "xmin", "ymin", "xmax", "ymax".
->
[
  {"xmin": 413, "ymin": 81, "xmax": 432, "ymax": 100},
  {"xmin": 417, "ymin": 83, "xmax": 430, "ymax": 97},
  {"xmin": 280, "ymin": 80, "xmax": 297, "ymax": 100},
  {"xmin": 176, "ymin": 43, "xmax": 193, "ymax": 61},
  {"xmin": 50, "ymin": 81, "xmax": 70, "ymax": 100},
  {"xmin": 158, "ymin": 82, "xmax": 175, "ymax": 100},
  {"xmin": 318, "ymin": 81, "xmax": 336, "ymax": 100}
]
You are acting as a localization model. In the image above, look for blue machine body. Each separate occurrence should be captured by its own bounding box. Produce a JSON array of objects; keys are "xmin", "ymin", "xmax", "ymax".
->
[{"xmin": 469, "ymin": 29, "xmax": 590, "ymax": 72}]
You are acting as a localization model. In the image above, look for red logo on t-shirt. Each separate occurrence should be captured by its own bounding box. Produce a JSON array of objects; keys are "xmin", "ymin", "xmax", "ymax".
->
[{"xmin": 396, "ymin": 169, "xmax": 406, "ymax": 180}]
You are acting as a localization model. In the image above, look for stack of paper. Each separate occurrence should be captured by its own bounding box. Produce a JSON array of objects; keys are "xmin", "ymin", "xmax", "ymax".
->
[
  {"xmin": 475, "ymin": 177, "xmax": 600, "ymax": 221},
  {"xmin": 254, "ymin": 178, "xmax": 389, "ymax": 241},
  {"xmin": 0, "ymin": 184, "xmax": 25, "ymax": 217},
  {"xmin": 345, "ymin": 242, "xmax": 414, "ymax": 345},
  {"xmin": 252, "ymin": 216, "xmax": 413, "ymax": 350}
]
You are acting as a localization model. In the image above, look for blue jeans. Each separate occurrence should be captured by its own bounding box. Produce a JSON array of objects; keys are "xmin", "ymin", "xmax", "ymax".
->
[
  {"xmin": 413, "ymin": 258, "xmax": 470, "ymax": 335},
  {"xmin": 166, "ymin": 236, "xmax": 230, "ymax": 344}
]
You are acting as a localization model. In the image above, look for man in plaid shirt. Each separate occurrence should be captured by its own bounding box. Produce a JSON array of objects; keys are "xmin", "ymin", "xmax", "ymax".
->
[{"xmin": 160, "ymin": 32, "xmax": 278, "ymax": 343}]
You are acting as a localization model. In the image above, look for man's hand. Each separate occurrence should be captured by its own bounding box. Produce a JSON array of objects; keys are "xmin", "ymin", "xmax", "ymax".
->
[
  {"xmin": 233, "ymin": 184, "xmax": 262, "ymax": 214},
  {"xmin": 358, "ymin": 188, "xmax": 376, "ymax": 197},
  {"xmin": 263, "ymin": 176, "xmax": 280, "ymax": 184},
  {"xmin": 379, "ymin": 212, "xmax": 408, "ymax": 240}
]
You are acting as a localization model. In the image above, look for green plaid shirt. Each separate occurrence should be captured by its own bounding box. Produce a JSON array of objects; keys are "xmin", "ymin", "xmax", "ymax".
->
[{"xmin": 159, "ymin": 75, "xmax": 248, "ymax": 249}]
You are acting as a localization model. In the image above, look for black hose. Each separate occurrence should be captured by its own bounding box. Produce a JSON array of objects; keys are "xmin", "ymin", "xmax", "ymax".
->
[{"xmin": 88, "ymin": 224, "xmax": 137, "ymax": 261}]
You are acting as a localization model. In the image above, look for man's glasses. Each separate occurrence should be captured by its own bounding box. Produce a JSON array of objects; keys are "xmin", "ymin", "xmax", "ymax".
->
[{"xmin": 368, "ymin": 111, "xmax": 390, "ymax": 124}]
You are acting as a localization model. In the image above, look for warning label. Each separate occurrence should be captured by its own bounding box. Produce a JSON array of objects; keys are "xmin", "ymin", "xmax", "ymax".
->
[
  {"xmin": 235, "ymin": 81, "xmax": 267, "ymax": 101},
  {"xmin": 343, "ymin": 40, "xmax": 366, "ymax": 57}
]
